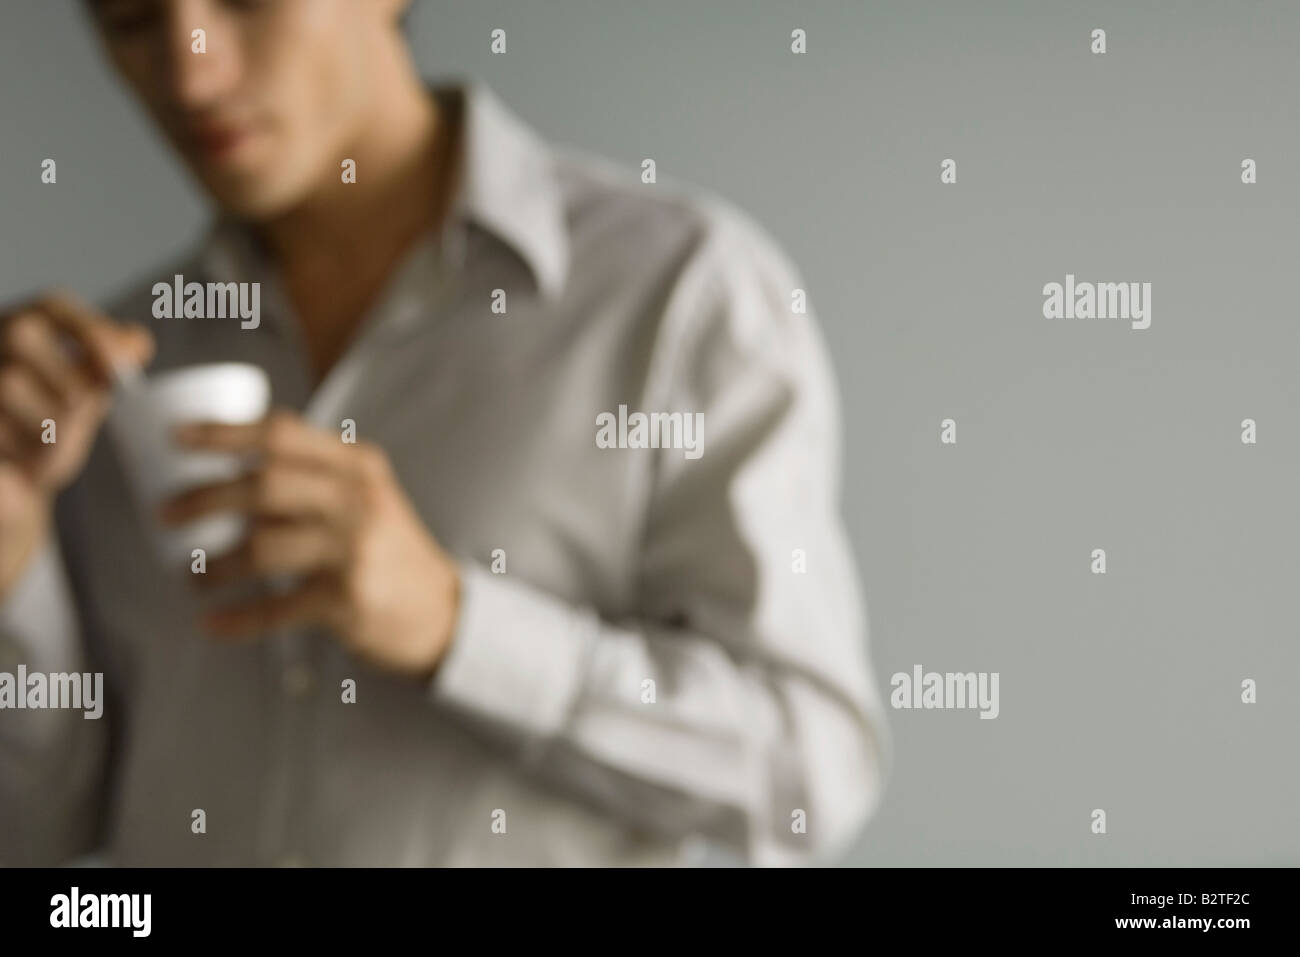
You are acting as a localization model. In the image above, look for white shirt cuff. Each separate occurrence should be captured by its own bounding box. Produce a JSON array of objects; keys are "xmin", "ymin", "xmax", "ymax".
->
[
  {"xmin": 0, "ymin": 539, "xmax": 81, "ymax": 669},
  {"xmin": 429, "ymin": 561, "xmax": 595, "ymax": 742}
]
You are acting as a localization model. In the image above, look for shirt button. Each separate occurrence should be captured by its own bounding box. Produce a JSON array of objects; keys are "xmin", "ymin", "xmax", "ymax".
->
[{"xmin": 282, "ymin": 664, "xmax": 313, "ymax": 698}]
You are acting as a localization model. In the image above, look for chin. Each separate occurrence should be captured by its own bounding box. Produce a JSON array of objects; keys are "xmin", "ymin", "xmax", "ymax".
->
[{"xmin": 202, "ymin": 173, "xmax": 308, "ymax": 221}]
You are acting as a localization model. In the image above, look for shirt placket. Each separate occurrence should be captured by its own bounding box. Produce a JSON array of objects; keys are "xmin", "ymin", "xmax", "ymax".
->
[
  {"xmin": 238, "ymin": 258, "xmax": 321, "ymax": 867},
  {"xmin": 254, "ymin": 217, "xmax": 469, "ymax": 867}
]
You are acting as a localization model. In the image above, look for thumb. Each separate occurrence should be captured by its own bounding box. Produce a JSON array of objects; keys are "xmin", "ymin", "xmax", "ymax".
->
[{"xmin": 109, "ymin": 322, "xmax": 155, "ymax": 370}]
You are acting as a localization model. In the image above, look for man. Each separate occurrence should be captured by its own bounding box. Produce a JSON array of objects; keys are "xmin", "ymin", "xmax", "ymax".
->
[{"xmin": 0, "ymin": 0, "xmax": 888, "ymax": 866}]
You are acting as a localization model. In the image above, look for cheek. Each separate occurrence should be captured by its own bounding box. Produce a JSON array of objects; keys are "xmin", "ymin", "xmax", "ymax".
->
[
  {"xmin": 271, "ymin": 66, "xmax": 364, "ymax": 188},
  {"xmin": 262, "ymin": 11, "xmax": 372, "ymax": 168},
  {"xmin": 312, "ymin": 27, "xmax": 375, "ymax": 133}
]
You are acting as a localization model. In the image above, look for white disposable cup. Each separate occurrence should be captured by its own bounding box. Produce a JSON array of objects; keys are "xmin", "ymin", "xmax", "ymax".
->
[{"xmin": 107, "ymin": 362, "xmax": 271, "ymax": 569}]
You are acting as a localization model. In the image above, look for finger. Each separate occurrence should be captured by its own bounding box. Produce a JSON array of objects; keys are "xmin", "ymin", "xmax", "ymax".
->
[
  {"xmin": 200, "ymin": 520, "xmax": 347, "ymax": 586},
  {"xmin": 0, "ymin": 310, "xmax": 99, "ymax": 406},
  {"xmin": 173, "ymin": 410, "xmax": 355, "ymax": 469},
  {"xmin": 0, "ymin": 415, "xmax": 39, "ymax": 463},
  {"xmin": 0, "ymin": 364, "xmax": 62, "ymax": 441},
  {"xmin": 159, "ymin": 465, "xmax": 350, "ymax": 526},
  {"xmin": 202, "ymin": 572, "xmax": 343, "ymax": 638},
  {"xmin": 35, "ymin": 290, "xmax": 154, "ymax": 383}
]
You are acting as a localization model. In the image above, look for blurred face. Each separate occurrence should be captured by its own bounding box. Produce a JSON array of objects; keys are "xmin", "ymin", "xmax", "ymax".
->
[{"xmin": 87, "ymin": 0, "xmax": 405, "ymax": 218}]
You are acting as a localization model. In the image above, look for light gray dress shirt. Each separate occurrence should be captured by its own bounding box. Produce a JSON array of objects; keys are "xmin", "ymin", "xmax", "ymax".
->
[{"xmin": 0, "ymin": 79, "xmax": 889, "ymax": 866}]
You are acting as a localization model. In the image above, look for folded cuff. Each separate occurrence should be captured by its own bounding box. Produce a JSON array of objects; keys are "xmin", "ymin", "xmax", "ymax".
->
[
  {"xmin": 429, "ymin": 561, "xmax": 596, "ymax": 742},
  {"xmin": 0, "ymin": 539, "xmax": 81, "ymax": 670}
]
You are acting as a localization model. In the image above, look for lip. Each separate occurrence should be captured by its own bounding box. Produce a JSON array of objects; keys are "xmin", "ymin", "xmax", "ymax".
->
[{"xmin": 187, "ymin": 123, "xmax": 260, "ymax": 161}]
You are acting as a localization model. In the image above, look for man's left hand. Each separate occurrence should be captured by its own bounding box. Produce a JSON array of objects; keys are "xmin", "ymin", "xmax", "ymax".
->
[{"xmin": 159, "ymin": 409, "xmax": 461, "ymax": 680}]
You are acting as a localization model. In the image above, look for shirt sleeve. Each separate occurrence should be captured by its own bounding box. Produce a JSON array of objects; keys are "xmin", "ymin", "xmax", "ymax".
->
[
  {"xmin": 430, "ymin": 210, "xmax": 891, "ymax": 865},
  {"xmin": 0, "ymin": 528, "xmax": 111, "ymax": 866}
]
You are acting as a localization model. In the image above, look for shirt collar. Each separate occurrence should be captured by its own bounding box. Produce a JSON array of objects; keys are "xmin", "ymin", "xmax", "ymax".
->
[
  {"xmin": 439, "ymin": 78, "xmax": 569, "ymax": 301},
  {"xmin": 197, "ymin": 78, "xmax": 569, "ymax": 304}
]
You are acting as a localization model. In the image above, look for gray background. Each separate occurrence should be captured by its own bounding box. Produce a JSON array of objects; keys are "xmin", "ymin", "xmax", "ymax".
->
[{"xmin": 2, "ymin": 0, "xmax": 1298, "ymax": 866}]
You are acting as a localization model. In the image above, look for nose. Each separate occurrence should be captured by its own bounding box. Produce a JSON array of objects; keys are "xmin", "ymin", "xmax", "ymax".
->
[{"xmin": 160, "ymin": 2, "xmax": 239, "ymax": 111}]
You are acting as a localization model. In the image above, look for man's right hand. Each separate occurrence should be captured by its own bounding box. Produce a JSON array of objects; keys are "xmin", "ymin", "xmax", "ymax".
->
[{"xmin": 0, "ymin": 291, "xmax": 154, "ymax": 598}]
